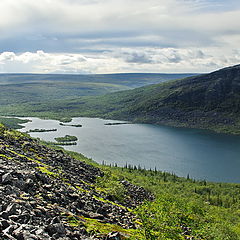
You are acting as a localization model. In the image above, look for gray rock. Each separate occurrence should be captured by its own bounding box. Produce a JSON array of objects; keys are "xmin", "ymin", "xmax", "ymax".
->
[
  {"xmin": 10, "ymin": 214, "xmax": 31, "ymax": 224},
  {"xmin": 0, "ymin": 219, "xmax": 10, "ymax": 229},
  {"xmin": 107, "ymin": 232, "xmax": 122, "ymax": 240},
  {"xmin": 5, "ymin": 204, "xmax": 19, "ymax": 216},
  {"xmin": 0, "ymin": 211, "xmax": 10, "ymax": 219},
  {"xmin": 2, "ymin": 172, "xmax": 13, "ymax": 184},
  {"xmin": 46, "ymin": 223, "xmax": 66, "ymax": 237},
  {"xmin": 34, "ymin": 227, "xmax": 45, "ymax": 235},
  {"xmin": 3, "ymin": 225, "xmax": 16, "ymax": 235},
  {"xmin": 51, "ymin": 216, "xmax": 60, "ymax": 224},
  {"xmin": 1, "ymin": 232, "xmax": 16, "ymax": 240}
]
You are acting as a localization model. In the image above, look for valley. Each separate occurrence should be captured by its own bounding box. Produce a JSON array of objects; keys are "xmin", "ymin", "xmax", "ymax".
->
[{"xmin": 1, "ymin": 65, "xmax": 240, "ymax": 134}]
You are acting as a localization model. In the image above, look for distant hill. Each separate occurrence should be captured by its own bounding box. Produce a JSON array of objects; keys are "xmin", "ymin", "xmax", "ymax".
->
[
  {"xmin": 0, "ymin": 73, "xmax": 196, "ymax": 86},
  {"xmin": 0, "ymin": 73, "xmax": 196, "ymax": 105}
]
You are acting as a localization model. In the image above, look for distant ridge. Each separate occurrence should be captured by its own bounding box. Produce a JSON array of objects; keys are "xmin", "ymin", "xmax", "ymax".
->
[
  {"xmin": 1, "ymin": 65, "xmax": 240, "ymax": 134},
  {"xmin": 0, "ymin": 73, "xmax": 196, "ymax": 88},
  {"xmin": 0, "ymin": 72, "xmax": 196, "ymax": 107}
]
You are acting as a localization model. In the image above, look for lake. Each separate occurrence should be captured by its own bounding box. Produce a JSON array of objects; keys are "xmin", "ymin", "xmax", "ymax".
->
[{"xmin": 19, "ymin": 117, "xmax": 240, "ymax": 183}]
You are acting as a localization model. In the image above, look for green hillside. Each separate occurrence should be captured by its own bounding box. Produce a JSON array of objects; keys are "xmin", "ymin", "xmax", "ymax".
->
[
  {"xmin": 2, "ymin": 65, "xmax": 240, "ymax": 134},
  {"xmin": 0, "ymin": 73, "xmax": 195, "ymax": 105}
]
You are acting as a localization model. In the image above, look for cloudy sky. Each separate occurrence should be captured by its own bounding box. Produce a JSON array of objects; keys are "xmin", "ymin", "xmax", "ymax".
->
[{"xmin": 0, "ymin": 0, "xmax": 240, "ymax": 73}]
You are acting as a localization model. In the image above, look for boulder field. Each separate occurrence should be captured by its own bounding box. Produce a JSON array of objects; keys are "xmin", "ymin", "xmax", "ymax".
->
[{"xmin": 0, "ymin": 125, "xmax": 153, "ymax": 239}]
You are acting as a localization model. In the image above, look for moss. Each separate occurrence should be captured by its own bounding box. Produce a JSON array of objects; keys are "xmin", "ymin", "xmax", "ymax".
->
[
  {"xmin": 76, "ymin": 185, "xmax": 90, "ymax": 193},
  {"xmin": 4, "ymin": 129, "xmax": 27, "ymax": 140},
  {"xmin": 34, "ymin": 193, "xmax": 43, "ymax": 200},
  {"xmin": 0, "ymin": 154, "xmax": 12, "ymax": 160},
  {"xmin": 93, "ymin": 195, "xmax": 132, "ymax": 212},
  {"xmin": 20, "ymin": 193, "xmax": 30, "ymax": 200},
  {"xmin": 37, "ymin": 166, "xmax": 60, "ymax": 178},
  {"xmin": 67, "ymin": 215, "xmax": 82, "ymax": 227},
  {"xmin": 79, "ymin": 179, "xmax": 94, "ymax": 187},
  {"xmin": 9, "ymin": 149, "xmax": 36, "ymax": 162},
  {"xmin": 81, "ymin": 216, "xmax": 142, "ymax": 239}
]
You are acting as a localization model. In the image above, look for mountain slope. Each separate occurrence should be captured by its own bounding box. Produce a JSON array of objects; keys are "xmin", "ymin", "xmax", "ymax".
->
[
  {"xmin": 87, "ymin": 64, "xmax": 240, "ymax": 133},
  {"xmin": 0, "ymin": 65, "xmax": 239, "ymax": 134},
  {"xmin": 1, "ymin": 125, "xmax": 240, "ymax": 239},
  {"xmin": 10, "ymin": 65, "xmax": 240, "ymax": 133},
  {"xmin": 91, "ymin": 64, "xmax": 240, "ymax": 133}
]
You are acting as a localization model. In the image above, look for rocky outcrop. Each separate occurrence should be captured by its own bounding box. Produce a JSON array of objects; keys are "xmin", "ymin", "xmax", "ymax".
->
[{"xmin": 0, "ymin": 126, "xmax": 153, "ymax": 239}]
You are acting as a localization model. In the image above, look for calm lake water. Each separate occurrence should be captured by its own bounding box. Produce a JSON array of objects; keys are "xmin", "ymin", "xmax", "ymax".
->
[{"xmin": 19, "ymin": 117, "xmax": 240, "ymax": 183}]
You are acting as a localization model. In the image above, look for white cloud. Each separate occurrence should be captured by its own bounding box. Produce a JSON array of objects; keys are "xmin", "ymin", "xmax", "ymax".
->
[
  {"xmin": 0, "ymin": 51, "xmax": 88, "ymax": 73},
  {"xmin": 0, "ymin": 48, "xmax": 239, "ymax": 74},
  {"xmin": 0, "ymin": 0, "xmax": 239, "ymax": 73}
]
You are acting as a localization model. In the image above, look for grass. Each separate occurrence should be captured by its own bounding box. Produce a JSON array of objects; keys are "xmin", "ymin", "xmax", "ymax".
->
[{"xmin": 37, "ymin": 166, "xmax": 60, "ymax": 178}]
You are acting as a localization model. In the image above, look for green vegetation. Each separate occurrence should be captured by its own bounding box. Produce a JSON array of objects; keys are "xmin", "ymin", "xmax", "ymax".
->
[
  {"xmin": 50, "ymin": 142, "xmax": 77, "ymax": 146},
  {"xmin": 0, "ymin": 72, "xmax": 196, "ymax": 128},
  {"xmin": 63, "ymin": 149, "xmax": 240, "ymax": 239},
  {"xmin": 81, "ymin": 217, "xmax": 141, "ymax": 239},
  {"xmin": 60, "ymin": 123, "xmax": 82, "ymax": 127},
  {"xmin": 51, "ymin": 135, "xmax": 78, "ymax": 146},
  {"xmin": 104, "ymin": 122, "xmax": 129, "ymax": 125},
  {"xmin": 1, "ymin": 66, "xmax": 240, "ymax": 134},
  {"xmin": 55, "ymin": 135, "xmax": 78, "ymax": 142},
  {"xmin": 27, "ymin": 128, "xmax": 57, "ymax": 133},
  {"xmin": 0, "ymin": 117, "xmax": 28, "ymax": 129},
  {"xmin": 0, "ymin": 73, "xmax": 193, "ymax": 105}
]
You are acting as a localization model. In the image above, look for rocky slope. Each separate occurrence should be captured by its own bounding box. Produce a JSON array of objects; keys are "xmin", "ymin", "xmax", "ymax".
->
[{"xmin": 0, "ymin": 124, "xmax": 153, "ymax": 239}]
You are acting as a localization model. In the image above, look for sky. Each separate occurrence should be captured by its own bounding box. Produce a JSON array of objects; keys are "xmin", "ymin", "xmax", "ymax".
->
[{"xmin": 0, "ymin": 0, "xmax": 240, "ymax": 74}]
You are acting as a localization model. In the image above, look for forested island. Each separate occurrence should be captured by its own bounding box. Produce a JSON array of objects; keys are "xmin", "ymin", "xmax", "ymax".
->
[
  {"xmin": 53, "ymin": 135, "xmax": 78, "ymax": 145},
  {"xmin": 60, "ymin": 123, "xmax": 82, "ymax": 127},
  {"xmin": 104, "ymin": 122, "xmax": 130, "ymax": 126},
  {"xmin": 27, "ymin": 128, "xmax": 57, "ymax": 133}
]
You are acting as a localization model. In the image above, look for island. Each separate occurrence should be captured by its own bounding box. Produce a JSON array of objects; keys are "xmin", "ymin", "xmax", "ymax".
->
[
  {"xmin": 59, "ymin": 123, "xmax": 82, "ymax": 127},
  {"xmin": 27, "ymin": 128, "xmax": 57, "ymax": 133},
  {"xmin": 54, "ymin": 135, "xmax": 78, "ymax": 146},
  {"xmin": 50, "ymin": 141, "xmax": 77, "ymax": 146},
  {"xmin": 104, "ymin": 122, "xmax": 130, "ymax": 126}
]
